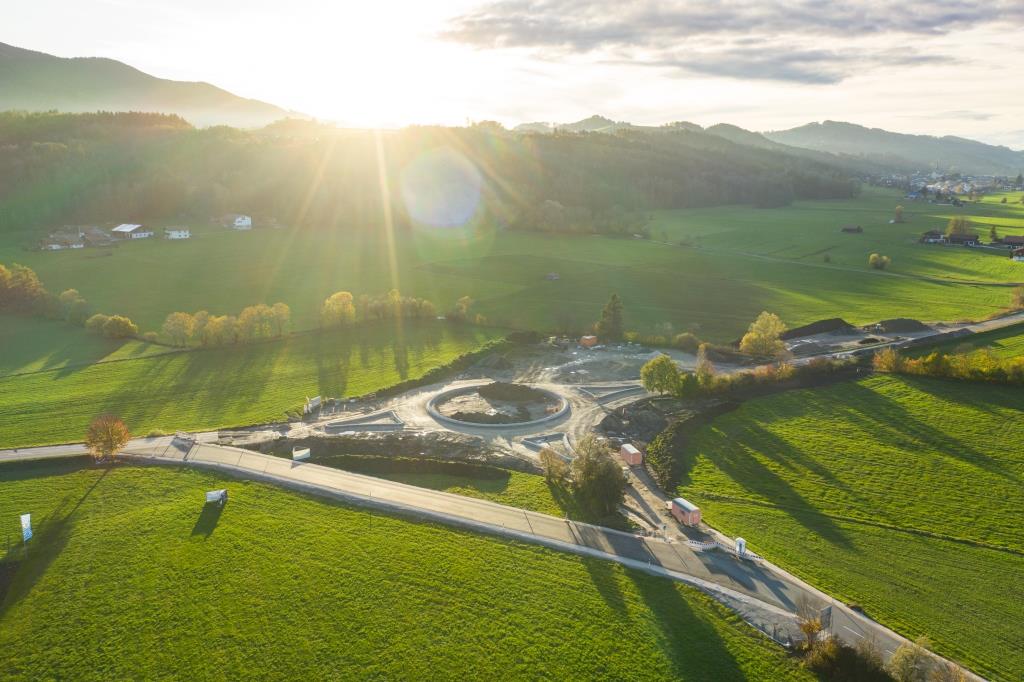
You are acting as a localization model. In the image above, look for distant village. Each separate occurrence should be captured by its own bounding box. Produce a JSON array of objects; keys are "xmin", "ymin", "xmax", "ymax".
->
[{"xmin": 37, "ymin": 214, "xmax": 266, "ymax": 251}]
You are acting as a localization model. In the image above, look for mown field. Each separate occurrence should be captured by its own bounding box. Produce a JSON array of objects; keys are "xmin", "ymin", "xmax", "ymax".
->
[
  {"xmin": 675, "ymin": 374, "xmax": 1024, "ymax": 680},
  {"xmin": 3, "ymin": 188, "xmax": 1021, "ymax": 341},
  {"xmin": 0, "ymin": 319, "xmax": 503, "ymax": 448},
  {"xmin": 0, "ymin": 461, "xmax": 811, "ymax": 680},
  {"xmin": 913, "ymin": 320, "xmax": 1024, "ymax": 359}
]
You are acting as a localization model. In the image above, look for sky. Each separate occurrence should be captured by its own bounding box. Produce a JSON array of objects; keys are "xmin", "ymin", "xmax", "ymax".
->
[{"xmin": 6, "ymin": 0, "xmax": 1024, "ymax": 146}]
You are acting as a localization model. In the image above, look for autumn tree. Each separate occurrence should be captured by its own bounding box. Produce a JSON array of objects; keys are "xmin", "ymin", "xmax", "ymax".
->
[
  {"xmin": 321, "ymin": 291, "xmax": 356, "ymax": 327},
  {"xmin": 448, "ymin": 295, "xmax": 473, "ymax": 322},
  {"xmin": 887, "ymin": 636, "xmax": 932, "ymax": 682},
  {"xmin": 85, "ymin": 313, "xmax": 110, "ymax": 333},
  {"xmin": 192, "ymin": 310, "xmax": 210, "ymax": 345},
  {"xmin": 894, "ymin": 205, "xmax": 905, "ymax": 223},
  {"xmin": 695, "ymin": 343, "xmax": 717, "ymax": 386},
  {"xmin": 162, "ymin": 312, "xmax": 195, "ymax": 346},
  {"xmin": 539, "ymin": 448, "xmax": 569, "ymax": 483},
  {"xmin": 238, "ymin": 303, "xmax": 274, "ymax": 341},
  {"xmin": 595, "ymin": 293, "xmax": 624, "ymax": 341},
  {"xmin": 945, "ymin": 216, "xmax": 973, "ymax": 236},
  {"xmin": 85, "ymin": 414, "xmax": 131, "ymax": 463},
  {"xmin": 271, "ymin": 302, "xmax": 291, "ymax": 336},
  {"xmin": 739, "ymin": 311, "xmax": 787, "ymax": 358},
  {"xmin": 102, "ymin": 315, "xmax": 139, "ymax": 339},
  {"xmin": 869, "ymin": 253, "xmax": 892, "ymax": 270},
  {"xmin": 640, "ymin": 354, "xmax": 680, "ymax": 394}
]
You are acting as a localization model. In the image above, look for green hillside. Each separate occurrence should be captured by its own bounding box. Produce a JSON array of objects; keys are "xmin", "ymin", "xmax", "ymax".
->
[
  {"xmin": 676, "ymin": 374, "xmax": 1024, "ymax": 680},
  {"xmin": 0, "ymin": 462, "xmax": 811, "ymax": 680},
  {"xmin": 0, "ymin": 319, "xmax": 502, "ymax": 448}
]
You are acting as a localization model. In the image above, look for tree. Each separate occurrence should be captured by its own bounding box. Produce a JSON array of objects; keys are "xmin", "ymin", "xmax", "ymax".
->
[
  {"xmin": 192, "ymin": 310, "xmax": 210, "ymax": 345},
  {"xmin": 1001, "ymin": 196, "xmax": 1008, "ymax": 204},
  {"xmin": 945, "ymin": 216, "xmax": 972, "ymax": 236},
  {"xmin": 162, "ymin": 312, "xmax": 195, "ymax": 346},
  {"xmin": 1013, "ymin": 286, "xmax": 1024, "ymax": 310},
  {"xmin": 448, "ymin": 295, "xmax": 473, "ymax": 322},
  {"xmin": 271, "ymin": 302, "xmax": 291, "ymax": 336},
  {"xmin": 928, "ymin": 661, "xmax": 966, "ymax": 682},
  {"xmin": 0, "ymin": 264, "xmax": 47, "ymax": 312},
  {"xmin": 67, "ymin": 298, "xmax": 92, "ymax": 325},
  {"xmin": 539, "ymin": 448, "xmax": 569, "ymax": 483},
  {"xmin": 796, "ymin": 596, "xmax": 823, "ymax": 651},
  {"xmin": 873, "ymin": 347, "xmax": 904, "ymax": 372},
  {"xmin": 989, "ymin": 224, "xmax": 999, "ymax": 242},
  {"xmin": 695, "ymin": 343, "xmax": 717, "ymax": 386},
  {"xmin": 739, "ymin": 311, "xmax": 787, "ymax": 358},
  {"xmin": 85, "ymin": 414, "xmax": 131, "ymax": 463},
  {"xmin": 868, "ymin": 253, "xmax": 892, "ymax": 270},
  {"xmin": 1016, "ymin": 173, "xmax": 1023, "ymax": 188},
  {"xmin": 894, "ymin": 205, "xmax": 905, "ymax": 223},
  {"xmin": 85, "ymin": 313, "xmax": 110, "ymax": 333},
  {"xmin": 640, "ymin": 354, "xmax": 679, "ymax": 395},
  {"xmin": 58, "ymin": 289, "xmax": 83, "ymax": 318},
  {"xmin": 887, "ymin": 636, "xmax": 932, "ymax": 682},
  {"xmin": 238, "ymin": 303, "xmax": 274, "ymax": 341},
  {"xmin": 321, "ymin": 291, "xmax": 356, "ymax": 327},
  {"xmin": 102, "ymin": 315, "xmax": 139, "ymax": 339},
  {"xmin": 570, "ymin": 435, "xmax": 626, "ymax": 518},
  {"xmin": 595, "ymin": 293, "xmax": 624, "ymax": 341}
]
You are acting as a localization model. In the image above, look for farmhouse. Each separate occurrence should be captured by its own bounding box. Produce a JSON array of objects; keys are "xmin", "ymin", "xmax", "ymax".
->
[
  {"xmin": 840, "ymin": 224, "xmax": 863, "ymax": 234},
  {"xmin": 41, "ymin": 227, "xmax": 85, "ymax": 250},
  {"xmin": 619, "ymin": 443, "xmax": 643, "ymax": 466},
  {"xmin": 998, "ymin": 235, "xmax": 1024, "ymax": 249},
  {"xmin": 223, "ymin": 214, "xmax": 253, "ymax": 230},
  {"xmin": 1012, "ymin": 247, "xmax": 1024, "ymax": 262},
  {"xmin": 920, "ymin": 230, "xmax": 945, "ymax": 244},
  {"xmin": 947, "ymin": 233, "xmax": 979, "ymax": 247},
  {"xmin": 164, "ymin": 227, "xmax": 191, "ymax": 240},
  {"xmin": 671, "ymin": 497, "xmax": 701, "ymax": 526},
  {"xmin": 111, "ymin": 224, "xmax": 153, "ymax": 239}
]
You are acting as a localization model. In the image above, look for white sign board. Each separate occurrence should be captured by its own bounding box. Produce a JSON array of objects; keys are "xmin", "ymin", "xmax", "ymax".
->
[
  {"xmin": 292, "ymin": 447, "xmax": 311, "ymax": 461},
  {"xmin": 20, "ymin": 513, "xmax": 32, "ymax": 542},
  {"xmin": 205, "ymin": 489, "xmax": 227, "ymax": 504}
]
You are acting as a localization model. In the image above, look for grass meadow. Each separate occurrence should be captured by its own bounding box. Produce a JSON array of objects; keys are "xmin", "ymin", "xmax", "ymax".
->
[
  {"xmin": 914, "ymin": 320, "xmax": 1024, "ymax": 359},
  {"xmin": 0, "ymin": 319, "xmax": 503, "ymax": 448},
  {"xmin": 0, "ymin": 461, "xmax": 811, "ymax": 680},
  {"xmin": 676, "ymin": 374, "xmax": 1024, "ymax": 680},
  {"xmin": 3, "ymin": 188, "xmax": 1022, "ymax": 342}
]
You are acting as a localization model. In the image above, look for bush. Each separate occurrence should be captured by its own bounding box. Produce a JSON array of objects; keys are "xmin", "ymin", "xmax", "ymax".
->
[
  {"xmin": 804, "ymin": 637, "xmax": 892, "ymax": 681},
  {"xmin": 102, "ymin": 315, "xmax": 139, "ymax": 339},
  {"xmin": 84, "ymin": 313, "xmax": 110, "ymax": 333},
  {"xmin": 671, "ymin": 332, "xmax": 701, "ymax": 353},
  {"xmin": 869, "ymin": 253, "xmax": 892, "ymax": 270}
]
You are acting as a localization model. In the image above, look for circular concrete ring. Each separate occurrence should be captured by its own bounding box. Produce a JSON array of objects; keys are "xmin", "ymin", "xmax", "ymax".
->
[{"xmin": 426, "ymin": 384, "xmax": 570, "ymax": 430}]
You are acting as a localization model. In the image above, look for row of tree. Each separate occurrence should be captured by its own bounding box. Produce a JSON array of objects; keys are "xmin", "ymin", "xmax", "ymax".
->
[
  {"xmin": 320, "ymin": 289, "xmax": 440, "ymax": 328},
  {"xmin": 161, "ymin": 303, "xmax": 291, "ymax": 347},
  {"xmin": 873, "ymin": 347, "xmax": 1024, "ymax": 385},
  {"xmin": 0, "ymin": 262, "xmax": 143, "ymax": 338}
]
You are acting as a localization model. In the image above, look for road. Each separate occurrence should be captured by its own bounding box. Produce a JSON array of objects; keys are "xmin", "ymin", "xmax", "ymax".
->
[{"xmin": 0, "ymin": 437, "xmax": 980, "ymax": 679}]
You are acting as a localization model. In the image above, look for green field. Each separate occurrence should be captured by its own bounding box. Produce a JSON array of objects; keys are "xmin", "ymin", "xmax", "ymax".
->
[
  {"xmin": 0, "ymin": 319, "xmax": 503, "ymax": 448},
  {"xmin": 675, "ymin": 374, "xmax": 1024, "ymax": 680},
  {"xmin": 4, "ymin": 188, "xmax": 1023, "ymax": 342},
  {"xmin": 0, "ymin": 461, "xmax": 811, "ymax": 680},
  {"xmin": 913, "ymin": 321, "xmax": 1024, "ymax": 359}
]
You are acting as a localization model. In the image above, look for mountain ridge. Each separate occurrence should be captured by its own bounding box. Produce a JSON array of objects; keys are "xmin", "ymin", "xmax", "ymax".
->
[{"xmin": 0, "ymin": 41, "xmax": 297, "ymax": 128}]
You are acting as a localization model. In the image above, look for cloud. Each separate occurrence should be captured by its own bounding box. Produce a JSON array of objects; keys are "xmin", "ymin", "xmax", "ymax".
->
[{"xmin": 443, "ymin": 0, "xmax": 1021, "ymax": 83}]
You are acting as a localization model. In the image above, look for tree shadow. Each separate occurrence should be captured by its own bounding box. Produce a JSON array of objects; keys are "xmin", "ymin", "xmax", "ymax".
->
[
  {"xmin": 0, "ymin": 467, "xmax": 109, "ymax": 619},
  {"xmin": 190, "ymin": 502, "xmax": 225, "ymax": 538},
  {"xmin": 627, "ymin": 569, "xmax": 750, "ymax": 681}
]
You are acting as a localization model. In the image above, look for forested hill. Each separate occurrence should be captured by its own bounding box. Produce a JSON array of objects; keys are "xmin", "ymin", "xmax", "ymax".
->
[
  {"xmin": 766, "ymin": 121, "xmax": 1024, "ymax": 176},
  {"xmin": 0, "ymin": 42, "xmax": 292, "ymax": 128},
  {"xmin": 0, "ymin": 112, "xmax": 859, "ymax": 235}
]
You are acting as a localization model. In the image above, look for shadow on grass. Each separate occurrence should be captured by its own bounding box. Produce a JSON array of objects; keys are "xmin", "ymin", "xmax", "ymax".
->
[
  {"xmin": 0, "ymin": 467, "xmax": 109, "ymax": 619},
  {"xmin": 191, "ymin": 502, "xmax": 225, "ymax": 538},
  {"xmin": 629, "ymin": 570, "xmax": 749, "ymax": 680}
]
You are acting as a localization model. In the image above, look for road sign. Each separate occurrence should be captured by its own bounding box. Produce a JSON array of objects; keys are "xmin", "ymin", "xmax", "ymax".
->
[
  {"xmin": 20, "ymin": 513, "xmax": 32, "ymax": 542},
  {"xmin": 819, "ymin": 605, "xmax": 832, "ymax": 630}
]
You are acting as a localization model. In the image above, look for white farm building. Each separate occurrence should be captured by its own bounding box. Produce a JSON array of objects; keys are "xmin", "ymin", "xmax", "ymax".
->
[
  {"xmin": 164, "ymin": 227, "xmax": 191, "ymax": 240},
  {"xmin": 111, "ymin": 224, "xmax": 153, "ymax": 239}
]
